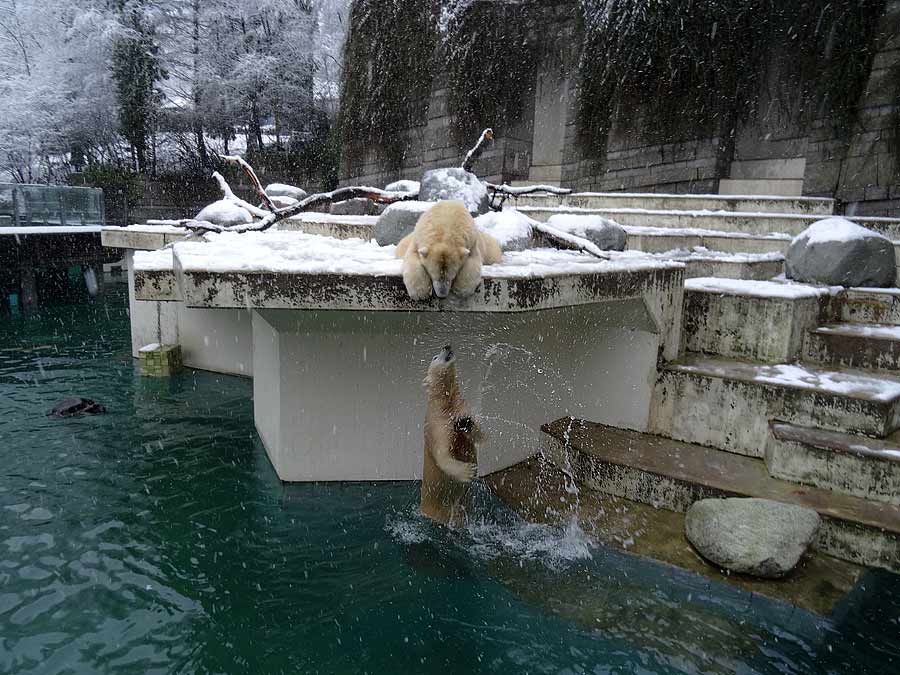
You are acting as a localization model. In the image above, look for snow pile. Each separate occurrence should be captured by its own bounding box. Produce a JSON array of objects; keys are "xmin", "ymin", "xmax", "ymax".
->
[
  {"xmin": 171, "ymin": 230, "xmax": 682, "ymax": 280},
  {"xmin": 195, "ymin": 199, "xmax": 253, "ymax": 227},
  {"xmin": 385, "ymin": 179, "xmax": 420, "ymax": 193},
  {"xmin": 419, "ymin": 167, "xmax": 489, "ymax": 214},
  {"xmin": 797, "ymin": 217, "xmax": 878, "ymax": 245},
  {"xmin": 685, "ymin": 277, "xmax": 832, "ymax": 300},
  {"xmin": 546, "ymin": 213, "xmax": 626, "ymax": 251},
  {"xmin": 475, "ymin": 209, "xmax": 537, "ymax": 250}
]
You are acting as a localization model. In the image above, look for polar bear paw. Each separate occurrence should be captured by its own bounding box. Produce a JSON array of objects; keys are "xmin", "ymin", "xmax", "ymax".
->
[{"xmin": 451, "ymin": 461, "xmax": 478, "ymax": 483}]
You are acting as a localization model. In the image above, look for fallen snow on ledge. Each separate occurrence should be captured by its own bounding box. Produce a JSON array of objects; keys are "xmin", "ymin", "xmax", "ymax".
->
[
  {"xmin": 106, "ymin": 223, "xmax": 188, "ymax": 235},
  {"xmin": 675, "ymin": 358, "xmax": 900, "ymax": 402},
  {"xmin": 134, "ymin": 248, "xmax": 174, "ymax": 271},
  {"xmin": 170, "ymin": 231, "xmax": 682, "ymax": 279},
  {"xmin": 685, "ymin": 277, "xmax": 832, "ymax": 299}
]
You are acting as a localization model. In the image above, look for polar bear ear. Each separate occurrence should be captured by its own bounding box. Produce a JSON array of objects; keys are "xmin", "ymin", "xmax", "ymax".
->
[
  {"xmin": 417, "ymin": 246, "xmax": 429, "ymax": 257},
  {"xmin": 460, "ymin": 247, "xmax": 471, "ymax": 257}
]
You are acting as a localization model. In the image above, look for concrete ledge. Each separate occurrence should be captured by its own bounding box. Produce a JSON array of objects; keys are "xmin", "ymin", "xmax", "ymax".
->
[
  {"xmin": 805, "ymin": 322, "xmax": 900, "ymax": 373},
  {"xmin": 766, "ymin": 422, "xmax": 900, "ymax": 507},
  {"xmin": 512, "ymin": 192, "xmax": 835, "ymax": 216},
  {"xmin": 102, "ymin": 224, "xmax": 187, "ymax": 250},
  {"xmin": 650, "ymin": 356, "xmax": 900, "ymax": 456},
  {"xmin": 839, "ymin": 288, "xmax": 900, "ymax": 325},
  {"xmin": 683, "ymin": 278, "xmax": 828, "ymax": 362},
  {"xmin": 542, "ymin": 418, "xmax": 900, "ymax": 572}
]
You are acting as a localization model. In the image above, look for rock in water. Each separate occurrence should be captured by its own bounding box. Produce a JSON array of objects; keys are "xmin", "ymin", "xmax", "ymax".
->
[
  {"xmin": 785, "ymin": 217, "xmax": 895, "ymax": 287},
  {"xmin": 48, "ymin": 397, "xmax": 107, "ymax": 418},
  {"xmin": 195, "ymin": 199, "xmax": 253, "ymax": 227},
  {"xmin": 419, "ymin": 168, "xmax": 489, "ymax": 215},
  {"xmin": 265, "ymin": 183, "xmax": 307, "ymax": 201},
  {"xmin": 546, "ymin": 214, "xmax": 627, "ymax": 251},
  {"xmin": 374, "ymin": 201, "xmax": 434, "ymax": 246},
  {"xmin": 684, "ymin": 498, "xmax": 820, "ymax": 578}
]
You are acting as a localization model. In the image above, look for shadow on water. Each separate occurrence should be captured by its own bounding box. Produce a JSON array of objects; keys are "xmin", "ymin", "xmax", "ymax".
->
[{"xmin": 1, "ymin": 290, "xmax": 898, "ymax": 674}]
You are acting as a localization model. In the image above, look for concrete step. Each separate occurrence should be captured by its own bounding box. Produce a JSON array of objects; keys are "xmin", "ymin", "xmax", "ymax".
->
[
  {"xmin": 623, "ymin": 226, "xmax": 790, "ymax": 255},
  {"xmin": 678, "ymin": 253, "xmax": 783, "ymax": 281},
  {"xmin": 718, "ymin": 178, "xmax": 804, "ymax": 197},
  {"xmin": 649, "ymin": 356, "xmax": 900, "ymax": 457},
  {"xmin": 517, "ymin": 206, "xmax": 900, "ymax": 239},
  {"xmin": 511, "ymin": 192, "xmax": 834, "ymax": 216},
  {"xmin": 766, "ymin": 422, "xmax": 900, "ymax": 507},
  {"xmin": 805, "ymin": 322, "xmax": 900, "ymax": 373},
  {"xmin": 839, "ymin": 288, "xmax": 900, "ymax": 325},
  {"xmin": 683, "ymin": 278, "xmax": 828, "ymax": 362},
  {"xmin": 542, "ymin": 418, "xmax": 900, "ymax": 572}
]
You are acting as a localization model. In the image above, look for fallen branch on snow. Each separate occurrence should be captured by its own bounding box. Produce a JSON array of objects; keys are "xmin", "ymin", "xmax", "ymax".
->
[
  {"xmin": 531, "ymin": 222, "xmax": 609, "ymax": 260},
  {"xmin": 220, "ymin": 154, "xmax": 277, "ymax": 212}
]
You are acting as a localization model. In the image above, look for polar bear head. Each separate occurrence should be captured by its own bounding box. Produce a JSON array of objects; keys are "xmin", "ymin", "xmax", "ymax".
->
[{"xmin": 416, "ymin": 243, "xmax": 471, "ymax": 299}]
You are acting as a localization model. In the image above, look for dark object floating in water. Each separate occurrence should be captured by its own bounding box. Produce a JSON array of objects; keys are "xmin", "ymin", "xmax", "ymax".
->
[{"xmin": 48, "ymin": 398, "xmax": 107, "ymax": 418}]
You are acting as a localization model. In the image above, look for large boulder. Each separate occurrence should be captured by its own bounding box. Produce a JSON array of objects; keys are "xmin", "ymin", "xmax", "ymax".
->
[
  {"xmin": 684, "ymin": 498, "xmax": 820, "ymax": 578},
  {"xmin": 419, "ymin": 168, "xmax": 489, "ymax": 215},
  {"xmin": 267, "ymin": 195, "xmax": 299, "ymax": 209},
  {"xmin": 195, "ymin": 199, "xmax": 253, "ymax": 227},
  {"xmin": 374, "ymin": 201, "xmax": 433, "ymax": 246},
  {"xmin": 546, "ymin": 214, "xmax": 627, "ymax": 251},
  {"xmin": 785, "ymin": 217, "xmax": 895, "ymax": 287},
  {"xmin": 475, "ymin": 209, "xmax": 536, "ymax": 251},
  {"xmin": 385, "ymin": 179, "xmax": 420, "ymax": 194},
  {"xmin": 266, "ymin": 183, "xmax": 307, "ymax": 201}
]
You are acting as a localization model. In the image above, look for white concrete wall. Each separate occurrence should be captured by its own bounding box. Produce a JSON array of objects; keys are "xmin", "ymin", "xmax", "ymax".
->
[{"xmin": 252, "ymin": 300, "xmax": 661, "ymax": 482}]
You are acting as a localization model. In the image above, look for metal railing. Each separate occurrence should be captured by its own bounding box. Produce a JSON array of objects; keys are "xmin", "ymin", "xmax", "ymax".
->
[{"xmin": 0, "ymin": 184, "xmax": 105, "ymax": 228}]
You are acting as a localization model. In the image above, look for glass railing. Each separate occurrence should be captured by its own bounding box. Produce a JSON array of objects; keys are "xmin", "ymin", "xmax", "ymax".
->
[{"xmin": 0, "ymin": 184, "xmax": 105, "ymax": 227}]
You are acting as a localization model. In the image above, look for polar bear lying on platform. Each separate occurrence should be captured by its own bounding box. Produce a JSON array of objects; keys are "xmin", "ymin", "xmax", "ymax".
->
[{"xmin": 395, "ymin": 200, "xmax": 503, "ymax": 300}]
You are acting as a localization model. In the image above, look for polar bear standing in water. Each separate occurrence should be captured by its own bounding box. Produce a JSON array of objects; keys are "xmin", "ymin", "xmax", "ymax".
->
[
  {"xmin": 396, "ymin": 200, "xmax": 502, "ymax": 300},
  {"xmin": 420, "ymin": 345, "xmax": 483, "ymax": 527}
]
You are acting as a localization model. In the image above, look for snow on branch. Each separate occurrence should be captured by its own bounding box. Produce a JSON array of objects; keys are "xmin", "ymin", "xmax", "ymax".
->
[
  {"xmin": 486, "ymin": 181, "xmax": 573, "ymax": 210},
  {"xmin": 211, "ymin": 172, "xmax": 271, "ymax": 218},
  {"xmin": 461, "ymin": 128, "xmax": 493, "ymax": 173},
  {"xmin": 220, "ymin": 154, "xmax": 277, "ymax": 212}
]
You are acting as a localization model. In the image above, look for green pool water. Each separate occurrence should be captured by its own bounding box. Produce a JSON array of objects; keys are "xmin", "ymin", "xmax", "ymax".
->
[{"xmin": 1, "ymin": 288, "xmax": 898, "ymax": 674}]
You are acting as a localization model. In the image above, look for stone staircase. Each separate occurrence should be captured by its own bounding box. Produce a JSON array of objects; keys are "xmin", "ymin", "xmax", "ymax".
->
[{"xmin": 543, "ymin": 276, "xmax": 900, "ymax": 572}]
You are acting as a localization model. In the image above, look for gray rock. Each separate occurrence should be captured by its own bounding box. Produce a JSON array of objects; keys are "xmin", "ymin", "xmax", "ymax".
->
[
  {"xmin": 266, "ymin": 183, "xmax": 307, "ymax": 201},
  {"xmin": 374, "ymin": 201, "xmax": 433, "ymax": 246},
  {"xmin": 195, "ymin": 199, "xmax": 253, "ymax": 227},
  {"xmin": 684, "ymin": 498, "xmax": 820, "ymax": 578},
  {"xmin": 475, "ymin": 209, "xmax": 536, "ymax": 251},
  {"xmin": 785, "ymin": 217, "xmax": 895, "ymax": 288},
  {"xmin": 330, "ymin": 197, "xmax": 382, "ymax": 216},
  {"xmin": 546, "ymin": 214, "xmax": 627, "ymax": 251},
  {"xmin": 267, "ymin": 195, "xmax": 299, "ymax": 209},
  {"xmin": 419, "ymin": 168, "xmax": 489, "ymax": 215}
]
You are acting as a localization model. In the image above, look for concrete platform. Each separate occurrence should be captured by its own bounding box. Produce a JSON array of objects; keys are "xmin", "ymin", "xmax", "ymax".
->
[
  {"xmin": 160, "ymin": 231, "xmax": 686, "ymax": 482},
  {"xmin": 541, "ymin": 418, "xmax": 900, "ymax": 572},
  {"xmin": 683, "ymin": 278, "xmax": 830, "ymax": 362},
  {"xmin": 766, "ymin": 422, "xmax": 900, "ymax": 507},
  {"xmin": 487, "ymin": 456, "xmax": 865, "ymax": 614},
  {"xmin": 805, "ymin": 322, "xmax": 900, "ymax": 373},
  {"xmin": 624, "ymin": 227, "xmax": 791, "ymax": 255},
  {"xmin": 102, "ymin": 223, "xmax": 188, "ymax": 250},
  {"xmin": 510, "ymin": 192, "xmax": 835, "ymax": 216},
  {"xmin": 650, "ymin": 356, "xmax": 900, "ymax": 456},
  {"xmin": 839, "ymin": 288, "xmax": 900, "ymax": 325}
]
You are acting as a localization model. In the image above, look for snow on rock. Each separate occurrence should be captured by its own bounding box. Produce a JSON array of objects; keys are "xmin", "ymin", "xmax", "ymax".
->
[
  {"xmin": 685, "ymin": 498, "xmax": 820, "ymax": 578},
  {"xmin": 419, "ymin": 168, "xmax": 489, "ymax": 214},
  {"xmin": 268, "ymin": 195, "xmax": 299, "ymax": 208},
  {"xmin": 171, "ymin": 231, "xmax": 683, "ymax": 280},
  {"xmin": 475, "ymin": 209, "xmax": 537, "ymax": 251},
  {"xmin": 684, "ymin": 277, "xmax": 833, "ymax": 300},
  {"xmin": 266, "ymin": 183, "xmax": 307, "ymax": 201},
  {"xmin": 195, "ymin": 199, "xmax": 253, "ymax": 227},
  {"xmin": 786, "ymin": 217, "xmax": 895, "ymax": 288},
  {"xmin": 374, "ymin": 201, "xmax": 433, "ymax": 246},
  {"xmin": 385, "ymin": 179, "xmax": 420, "ymax": 193},
  {"xmin": 546, "ymin": 213, "xmax": 626, "ymax": 251}
]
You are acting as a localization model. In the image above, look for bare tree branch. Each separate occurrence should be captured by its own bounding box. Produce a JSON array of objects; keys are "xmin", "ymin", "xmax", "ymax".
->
[
  {"xmin": 531, "ymin": 222, "xmax": 609, "ymax": 260},
  {"xmin": 211, "ymin": 171, "xmax": 270, "ymax": 217},
  {"xmin": 486, "ymin": 182, "xmax": 574, "ymax": 210},
  {"xmin": 461, "ymin": 128, "xmax": 493, "ymax": 173}
]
